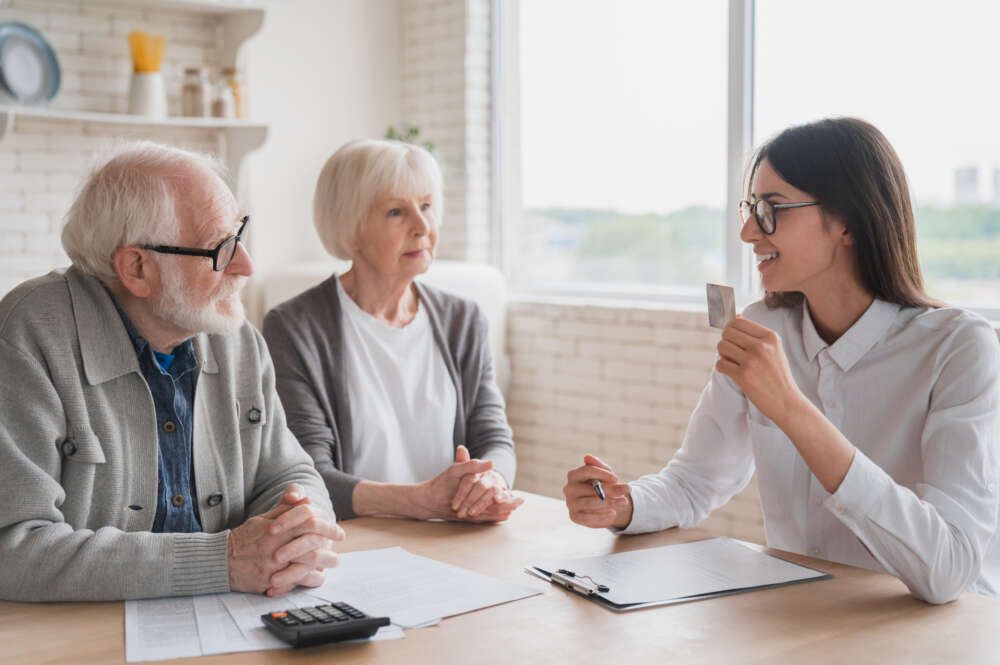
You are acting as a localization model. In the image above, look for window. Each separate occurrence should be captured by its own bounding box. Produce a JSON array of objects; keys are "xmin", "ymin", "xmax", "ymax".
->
[
  {"xmin": 756, "ymin": 0, "xmax": 1000, "ymax": 308},
  {"xmin": 505, "ymin": 0, "xmax": 728, "ymax": 299},
  {"xmin": 498, "ymin": 1, "xmax": 1000, "ymax": 315}
]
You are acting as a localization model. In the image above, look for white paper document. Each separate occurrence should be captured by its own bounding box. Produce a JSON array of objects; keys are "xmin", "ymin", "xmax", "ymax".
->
[
  {"xmin": 125, "ymin": 597, "xmax": 202, "ymax": 663},
  {"xmin": 125, "ymin": 546, "xmax": 530, "ymax": 661},
  {"xmin": 311, "ymin": 546, "xmax": 541, "ymax": 629},
  {"xmin": 126, "ymin": 588, "xmax": 403, "ymax": 662},
  {"xmin": 531, "ymin": 537, "xmax": 830, "ymax": 610}
]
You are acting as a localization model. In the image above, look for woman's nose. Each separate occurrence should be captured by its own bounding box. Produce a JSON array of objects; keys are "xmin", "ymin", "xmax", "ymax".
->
[
  {"xmin": 739, "ymin": 214, "xmax": 761, "ymax": 244},
  {"xmin": 412, "ymin": 207, "xmax": 431, "ymax": 235}
]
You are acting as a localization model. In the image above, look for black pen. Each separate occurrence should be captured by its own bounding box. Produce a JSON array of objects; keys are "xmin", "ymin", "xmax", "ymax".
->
[{"xmin": 590, "ymin": 479, "xmax": 606, "ymax": 501}]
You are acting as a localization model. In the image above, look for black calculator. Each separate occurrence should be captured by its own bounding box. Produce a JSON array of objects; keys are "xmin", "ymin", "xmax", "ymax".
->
[{"xmin": 260, "ymin": 602, "xmax": 390, "ymax": 648}]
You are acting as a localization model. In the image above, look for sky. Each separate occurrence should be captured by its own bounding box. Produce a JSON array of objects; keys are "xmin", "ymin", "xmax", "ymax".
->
[{"xmin": 519, "ymin": 0, "xmax": 1000, "ymax": 213}]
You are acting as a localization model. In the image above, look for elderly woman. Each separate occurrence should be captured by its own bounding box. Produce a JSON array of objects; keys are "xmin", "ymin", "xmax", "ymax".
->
[{"xmin": 263, "ymin": 139, "xmax": 521, "ymax": 523}]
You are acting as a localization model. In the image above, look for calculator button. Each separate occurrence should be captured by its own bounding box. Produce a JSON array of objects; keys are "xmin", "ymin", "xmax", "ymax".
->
[
  {"xmin": 289, "ymin": 610, "xmax": 315, "ymax": 624},
  {"xmin": 270, "ymin": 612, "xmax": 288, "ymax": 618},
  {"xmin": 303, "ymin": 608, "xmax": 328, "ymax": 621}
]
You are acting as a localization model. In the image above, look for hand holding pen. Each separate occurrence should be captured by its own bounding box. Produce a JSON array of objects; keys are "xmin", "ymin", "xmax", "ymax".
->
[{"xmin": 562, "ymin": 454, "xmax": 633, "ymax": 530}]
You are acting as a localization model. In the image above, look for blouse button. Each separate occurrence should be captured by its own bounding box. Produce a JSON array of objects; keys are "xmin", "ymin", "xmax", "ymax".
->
[
  {"xmin": 172, "ymin": 494, "xmax": 185, "ymax": 508},
  {"xmin": 163, "ymin": 421, "xmax": 176, "ymax": 433}
]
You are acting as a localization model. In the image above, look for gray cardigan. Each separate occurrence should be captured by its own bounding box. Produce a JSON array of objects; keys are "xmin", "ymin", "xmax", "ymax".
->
[
  {"xmin": 262, "ymin": 274, "xmax": 516, "ymax": 519},
  {"xmin": 0, "ymin": 267, "xmax": 333, "ymax": 601}
]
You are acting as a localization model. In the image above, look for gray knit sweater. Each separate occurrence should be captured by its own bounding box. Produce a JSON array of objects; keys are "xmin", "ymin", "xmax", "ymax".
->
[
  {"xmin": 262, "ymin": 274, "xmax": 516, "ymax": 519},
  {"xmin": 0, "ymin": 267, "xmax": 333, "ymax": 601}
]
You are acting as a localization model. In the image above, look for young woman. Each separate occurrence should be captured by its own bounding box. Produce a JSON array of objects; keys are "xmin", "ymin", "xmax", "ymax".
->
[{"xmin": 563, "ymin": 117, "xmax": 999, "ymax": 604}]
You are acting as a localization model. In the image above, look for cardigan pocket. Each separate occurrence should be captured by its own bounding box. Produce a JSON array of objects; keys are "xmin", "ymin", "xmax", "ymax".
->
[
  {"xmin": 59, "ymin": 424, "xmax": 107, "ymax": 464},
  {"xmin": 58, "ymin": 425, "xmax": 107, "ymax": 524}
]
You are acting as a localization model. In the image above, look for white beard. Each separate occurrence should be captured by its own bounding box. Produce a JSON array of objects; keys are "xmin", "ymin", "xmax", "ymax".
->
[{"xmin": 152, "ymin": 257, "xmax": 248, "ymax": 335}]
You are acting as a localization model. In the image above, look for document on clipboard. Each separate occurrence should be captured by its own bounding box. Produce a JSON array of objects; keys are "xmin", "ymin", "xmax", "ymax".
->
[{"xmin": 526, "ymin": 537, "xmax": 831, "ymax": 611}]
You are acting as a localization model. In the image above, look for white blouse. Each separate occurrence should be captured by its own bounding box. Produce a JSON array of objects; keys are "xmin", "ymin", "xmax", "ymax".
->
[
  {"xmin": 337, "ymin": 279, "xmax": 458, "ymax": 485},
  {"xmin": 625, "ymin": 298, "xmax": 1000, "ymax": 602}
]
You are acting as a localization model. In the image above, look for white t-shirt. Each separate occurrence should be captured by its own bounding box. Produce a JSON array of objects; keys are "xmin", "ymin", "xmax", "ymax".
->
[
  {"xmin": 336, "ymin": 279, "xmax": 458, "ymax": 484},
  {"xmin": 624, "ymin": 298, "xmax": 1000, "ymax": 601}
]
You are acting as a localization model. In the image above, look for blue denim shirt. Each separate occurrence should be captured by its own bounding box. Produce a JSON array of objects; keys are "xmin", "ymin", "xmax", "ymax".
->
[{"xmin": 109, "ymin": 295, "xmax": 203, "ymax": 533}]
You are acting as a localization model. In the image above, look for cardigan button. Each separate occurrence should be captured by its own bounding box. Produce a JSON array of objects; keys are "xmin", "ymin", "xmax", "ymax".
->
[
  {"xmin": 206, "ymin": 493, "xmax": 223, "ymax": 507},
  {"xmin": 248, "ymin": 407, "xmax": 261, "ymax": 424},
  {"xmin": 61, "ymin": 439, "xmax": 77, "ymax": 457}
]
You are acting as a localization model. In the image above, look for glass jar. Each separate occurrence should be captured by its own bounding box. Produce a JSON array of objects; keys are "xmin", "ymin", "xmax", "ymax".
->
[
  {"xmin": 180, "ymin": 67, "xmax": 211, "ymax": 117},
  {"xmin": 211, "ymin": 75, "xmax": 235, "ymax": 119},
  {"xmin": 221, "ymin": 66, "xmax": 246, "ymax": 119}
]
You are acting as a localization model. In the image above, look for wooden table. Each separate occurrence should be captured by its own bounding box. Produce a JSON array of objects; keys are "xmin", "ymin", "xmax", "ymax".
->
[{"xmin": 1, "ymin": 492, "xmax": 997, "ymax": 665}]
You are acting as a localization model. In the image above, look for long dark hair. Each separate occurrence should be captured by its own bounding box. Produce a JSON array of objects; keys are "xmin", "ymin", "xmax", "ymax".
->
[{"xmin": 747, "ymin": 117, "xmax": 940, "ymax": 309}]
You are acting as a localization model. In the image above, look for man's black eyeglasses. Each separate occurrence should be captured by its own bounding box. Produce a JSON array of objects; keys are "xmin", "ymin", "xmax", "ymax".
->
[
  {"xmin": 140, "ymin": 215, "xmax": 249, "ymax": 271},
  {"xmin": 738, "ymin": 199, "xmax": 819, "ymax": 235}
]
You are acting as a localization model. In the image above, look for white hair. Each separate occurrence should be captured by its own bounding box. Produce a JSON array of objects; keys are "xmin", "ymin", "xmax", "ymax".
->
[
  {"xmin": 313, "ymin": 139, "xmax": 443, "ymax": 260},
  {"xmin": 61, "ymin": 140, "xmax": 229, "ymax": 282},
  {"xmin": 152, "ymin": 254, "xmax": 248, "ymax": 334}
]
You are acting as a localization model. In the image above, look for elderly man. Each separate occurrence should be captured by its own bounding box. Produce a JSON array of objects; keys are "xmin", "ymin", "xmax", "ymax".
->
[{"xmin": 0, "ymin": 142, "xmax": 342, "ymax": 602}]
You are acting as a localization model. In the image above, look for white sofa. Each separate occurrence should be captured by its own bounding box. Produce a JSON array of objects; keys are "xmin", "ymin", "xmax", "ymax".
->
[{"xmin": 256, "ymin": 259, "xmax": 510, "ymax": 394}]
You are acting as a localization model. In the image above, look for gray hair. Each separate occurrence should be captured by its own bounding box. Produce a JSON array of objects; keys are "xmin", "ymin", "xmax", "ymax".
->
[
  {"xmin": 313, "ymin": 139, "xmax": 443, "ymax": 260},
  {"xmin": 61, "ymin": 140, "xmax": 229, "ymax": 282}
]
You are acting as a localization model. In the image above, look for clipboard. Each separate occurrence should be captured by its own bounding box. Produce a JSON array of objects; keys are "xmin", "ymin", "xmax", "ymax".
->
[{"xmin": 526, "ymin": 537, "xmax": 832, "ymax": 612}]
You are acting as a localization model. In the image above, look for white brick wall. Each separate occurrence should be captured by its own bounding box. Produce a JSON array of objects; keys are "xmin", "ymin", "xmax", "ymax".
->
[
  {"xmin": 505, "ymin": 299, "xmax": 767, "ymax": 544},
  {"xmin": 401, "ymin": 0, "xmax": 492, "ymax": 263},
  {"xmin": 0, "ymin": 1, "xmax": 226, "ymax": 296}
]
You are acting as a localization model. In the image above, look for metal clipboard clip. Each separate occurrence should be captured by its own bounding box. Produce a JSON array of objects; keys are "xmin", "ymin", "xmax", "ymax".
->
[{"xmin": 551, "ymin": 569, "xmax": 610, "ymax": 596}]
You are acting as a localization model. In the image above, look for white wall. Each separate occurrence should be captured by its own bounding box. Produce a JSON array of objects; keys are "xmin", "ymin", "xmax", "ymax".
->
[
  {"xmin": 244, "ymin": 0, "xmax": 403, "ymax": 319},
  {"xmin": 399, "ymin": 0, "xmax": 493, "ymax": 264},
  {"xmin": 505, "ymin": 299, "xmax": 767, "ymax": 544}
]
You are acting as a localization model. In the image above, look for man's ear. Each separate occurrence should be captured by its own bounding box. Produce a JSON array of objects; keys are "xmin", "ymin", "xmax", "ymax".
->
[{"xmin": 112, "ymin": 246, "xmax": 157, "ymax": 298}]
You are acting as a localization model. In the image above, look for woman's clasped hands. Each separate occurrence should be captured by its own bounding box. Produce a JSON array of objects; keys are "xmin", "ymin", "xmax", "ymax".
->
[{"xmin": 415, "ymin": 445, "xmax": 524, "ymax": 522}]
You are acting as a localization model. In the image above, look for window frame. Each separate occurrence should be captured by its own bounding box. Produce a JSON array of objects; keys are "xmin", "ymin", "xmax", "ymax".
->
[{"xmin": 492, "ymin": 0, "xmax": 1000, "ymax": 321}]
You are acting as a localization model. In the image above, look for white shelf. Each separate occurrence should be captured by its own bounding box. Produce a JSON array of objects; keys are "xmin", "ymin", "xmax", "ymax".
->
[
  {"xmin": 0, "ymin": 0, "xmax": 268, "ymax": 16},
  {"xmin": 0, "ymin": 104, "xmax": 267, "ymax": 132},
  {"xmin": 0, "ymin": 104, "xmax": 268, "ymax": 209}
]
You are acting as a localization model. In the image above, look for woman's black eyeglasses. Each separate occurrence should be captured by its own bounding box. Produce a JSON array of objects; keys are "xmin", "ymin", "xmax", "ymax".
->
[
  {"xmin": 140, "ymin": 215, "xmax": 249, "ymax": 271},
  {"xmin": 738, "ymin": 199, "xmax": 819, "ymax": 235}
]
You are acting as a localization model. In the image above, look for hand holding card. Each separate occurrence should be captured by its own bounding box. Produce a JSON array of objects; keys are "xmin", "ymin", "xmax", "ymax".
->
[{"xmin": 706, "ymin": 283, "xmax": 736, "ymax": 329}]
